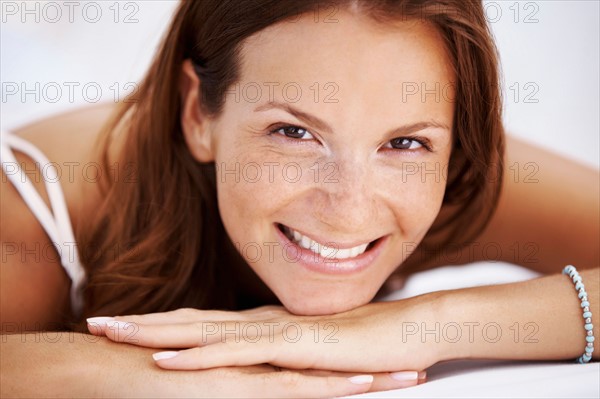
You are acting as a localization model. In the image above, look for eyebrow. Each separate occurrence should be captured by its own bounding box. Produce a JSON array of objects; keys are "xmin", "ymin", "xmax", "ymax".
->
[{"xmin": 254, "ymin": 101, "xmax": 451, "ymax": 137}]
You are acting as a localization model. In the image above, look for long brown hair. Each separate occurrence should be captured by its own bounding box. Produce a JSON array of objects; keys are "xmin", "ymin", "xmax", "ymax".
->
[{"xmin": 76, "ymin": 0, "xmax": 504, "ymax": 322}]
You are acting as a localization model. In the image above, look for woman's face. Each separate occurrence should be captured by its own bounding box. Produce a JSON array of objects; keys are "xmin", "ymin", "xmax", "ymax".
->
[{"xmin": 199, "ymin": 10, "xmax": 455, "ymax": 315}]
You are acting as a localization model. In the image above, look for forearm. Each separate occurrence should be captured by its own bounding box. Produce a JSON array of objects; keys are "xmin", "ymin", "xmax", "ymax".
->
[
  {"xmin": 1, "ymin": 332, "xmax": 168, "ymax": 397},
  {"xmin": 433, "ymin": 268, "xmax": 599, "ymax": 362}
]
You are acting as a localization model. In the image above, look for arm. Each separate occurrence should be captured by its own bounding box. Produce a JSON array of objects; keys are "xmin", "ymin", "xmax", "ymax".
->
[
  {"xmin": 107, "ymin": 267, "xmax": 598, "ymax": 373},
  {"xmin": 1, "ymin": 165, "xmax": 72, "ymax": 330},
  {"xmin": 436, "ymin": 267, "xmax": 600, "ymax": 362},
  {"xmin": 1, "ymin": 333, "xmax": 159, "ymax": 397},
  {"xmin": 1, "ymin": 330, "xmax": 404, "ymax": 397}
]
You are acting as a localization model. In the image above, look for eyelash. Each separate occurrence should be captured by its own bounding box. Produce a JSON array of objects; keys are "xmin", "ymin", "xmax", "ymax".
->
[
  {"xmin": 269, "ymin": 124, "xmax": 432, "ymax": 152},
  {"xmin": 382, "ymin": 136, "xmax": 432, "ymax": 152},
  {"xmin": 269, "ymin": 125, "xmax": 315, "ymax": 142}
]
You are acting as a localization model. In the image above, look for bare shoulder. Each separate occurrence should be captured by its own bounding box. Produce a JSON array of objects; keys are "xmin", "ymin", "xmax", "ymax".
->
[
  {"xmin": 1, "ymin": 103, "xmax": 117, "ymax": 329},
  {"xmin": 16, "ymin": 102, "xmax": 116, "ymax": 158}
]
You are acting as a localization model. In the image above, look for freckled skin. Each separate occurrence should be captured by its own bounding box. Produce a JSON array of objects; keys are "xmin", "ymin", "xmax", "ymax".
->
[{"xmin": 202, "ymin": 10, "xmax": 455, "ymax": 315}]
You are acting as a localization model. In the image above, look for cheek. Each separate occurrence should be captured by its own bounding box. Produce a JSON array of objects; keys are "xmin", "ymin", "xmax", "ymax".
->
[
  {"xmin": 214, "ymin": 148, "xmax": 298, "ymax": 244},
  {"xmin": 216, "ymin": 164, "xmax": 269, "ymax": 243},
  {"xmin": 383, "ymin": 160, "xmax": 449, "ymax": 234}
]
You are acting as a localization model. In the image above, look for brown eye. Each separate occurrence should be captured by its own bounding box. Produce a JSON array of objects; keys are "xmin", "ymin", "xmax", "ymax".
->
[
  {"xmin": 387, "ymin": 137, "xmax": 423, "ymax": 150},
  {"xmin": 273, "ymin": 126, "xmax": 314, "ymax": 140}
]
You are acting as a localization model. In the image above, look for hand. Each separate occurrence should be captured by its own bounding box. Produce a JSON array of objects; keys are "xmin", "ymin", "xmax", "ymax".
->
[{"xmin": 88, "ymin": 296, "xmax": 442, "ymax": 378}]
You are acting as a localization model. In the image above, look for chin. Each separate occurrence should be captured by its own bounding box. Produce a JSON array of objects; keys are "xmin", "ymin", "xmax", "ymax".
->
[{"xmin": 279, "ymin": 292, "xmax": 373, "ymax": 316}]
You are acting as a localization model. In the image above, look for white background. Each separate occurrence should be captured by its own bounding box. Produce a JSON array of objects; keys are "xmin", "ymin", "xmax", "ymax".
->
[{"xmin": 1, "ymin": 0, "xmax": 599, "ymax": 169}]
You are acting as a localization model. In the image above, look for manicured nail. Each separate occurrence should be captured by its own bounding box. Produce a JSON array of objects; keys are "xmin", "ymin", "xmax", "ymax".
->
[
  {"xmin": 86, "ymin": 317, "xmax": 114, "ymax": 327},
  {"xmin": 418, "ymin": 371, "xmax": 427, "ymax": 379},
  {"xmin": 348, "ymin": 375, "xmax": 374, "ymax": 384},
  {"xmin": 152, "ymin": 351, "xmax": 179, "ymax": 361},
  {"xmin": 87, "ymin": 316, "xmax": 114, "ymax": 325},
  {"xmin": 390, "ymin": 371, "xmax": 418, "ymax": 381}
]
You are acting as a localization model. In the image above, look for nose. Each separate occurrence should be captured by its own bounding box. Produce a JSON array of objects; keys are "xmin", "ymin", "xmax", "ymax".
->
[{"xmin": 311, "ymin": 156, "xmax": 378, "ymax": 234}]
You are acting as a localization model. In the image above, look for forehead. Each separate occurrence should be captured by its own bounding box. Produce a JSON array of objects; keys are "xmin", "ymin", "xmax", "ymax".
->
[{"xmin": 237, "ymin": 9, "xmax": 455, "ymax": 106}]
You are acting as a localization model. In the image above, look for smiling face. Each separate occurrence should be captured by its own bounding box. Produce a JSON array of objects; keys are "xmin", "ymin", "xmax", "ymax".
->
[{"xmin": 184, "ymin": 9, "xmax": 455, "ymax": 315}]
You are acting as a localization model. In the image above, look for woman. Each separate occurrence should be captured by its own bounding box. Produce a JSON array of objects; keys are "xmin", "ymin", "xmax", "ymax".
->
[{"xmin": 1, "ymin": 0, "xmax": 598, "ymax": 397}]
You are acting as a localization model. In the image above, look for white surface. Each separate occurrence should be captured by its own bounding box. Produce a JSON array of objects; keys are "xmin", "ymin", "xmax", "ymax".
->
[
  {"xmin": 349, "ymin": 360, "xmax": 600, "ymax": 398},
  {"xmin": 379, "ymin": 262, "xmax": 542, "ymax": 301},
  {"xmin": 1, "ymin": 1, "xmax": 599, "ymax": 168}
]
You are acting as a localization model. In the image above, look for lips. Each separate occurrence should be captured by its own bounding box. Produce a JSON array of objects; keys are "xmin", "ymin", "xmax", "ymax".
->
[{"xmin": 273, "ymin": 223, "xmax": 387, "ymax": 276}]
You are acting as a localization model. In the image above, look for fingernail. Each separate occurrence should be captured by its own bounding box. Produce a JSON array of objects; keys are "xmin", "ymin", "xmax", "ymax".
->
[
  {"xmin": 348, "ymin": 375, "xmax": 373, "ymax": 384},
  {"xmin": 153, "ymin": 351, "xmax": 179, "ymax": 361},
  {"xmin": 86, "ymin": 317, "xmax": 114, "ymax": 327},
  {"xmin": 390, "ymin": 371, "xmax": 418, "ymax": 381},
  {"xmin": 418, "ymin": 371, "xmax": 427, "ymax": 379}
]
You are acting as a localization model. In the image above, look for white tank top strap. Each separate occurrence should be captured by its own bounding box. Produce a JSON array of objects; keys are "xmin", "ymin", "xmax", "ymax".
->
[{"xmin": 0, "ymin": 130, "xmax": 85, "ymax": 316}]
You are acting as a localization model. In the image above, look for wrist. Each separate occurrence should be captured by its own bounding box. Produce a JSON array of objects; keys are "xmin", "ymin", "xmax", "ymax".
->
[
  {"xmin": 391, "ymin": 289, "xmax": 463, "ymax": 365},
  {"xmin": 430, "ymin": 288, "xmax": 473, "ymax": 362},
  {"xmin": 420, "ymin": 289, "xmax": 467, "ymax": 363}
]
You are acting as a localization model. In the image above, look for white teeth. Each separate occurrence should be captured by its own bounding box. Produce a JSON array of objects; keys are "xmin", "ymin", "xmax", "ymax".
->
[
  {"xmin": 310, "ymin": 240, "xmax": 321, "ymax": 254},
  {"xmin": 300, "ymin": 235, "xmax": 311, "ymax": 250},
  {"xmin": 319, "ymin": 244, "xmax": 337, "ymax": 259},
  {"xmin": 335, "ymin": 248, "xmax": 353, "ymax": 259},
  {"xmin": 282, "ymin": 225, "xmax": 371, "ymax": 259}
]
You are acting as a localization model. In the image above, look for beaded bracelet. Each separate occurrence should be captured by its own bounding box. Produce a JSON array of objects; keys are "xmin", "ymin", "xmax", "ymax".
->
[{"xmin": 562, "ymin": 265, "xmax": 595, "ymax": 363}]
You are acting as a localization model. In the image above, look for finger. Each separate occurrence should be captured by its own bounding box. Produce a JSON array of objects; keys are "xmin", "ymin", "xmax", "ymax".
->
[
  {"xmin": 86, "ymin": 317, "xmax": 114, "ymax": 336},
  {"xmin": 369, "ymin": 370, "xmax": 427, "ymax": 393},
  {"xmin": 115, "ymin": 308, "xmax": 249, "ymax": 325},
  {"xmin": 302, "ymin": 370, "xmax": 426, "ymax": 393},
  {"xmin": 86, "ymin": 309, "xmax": 249, "ymax": 337},
  {"xmin": 257, "ymin": 370, "xmax": 375, "ymax": 399},
  {"xmin": 90, "ymin": 306, "xmax": 288, "ymax": 339},
  {"xmin": 103, "ymin": 320, "xmax": 237, "ymax": 348},
  {"xmin": 153, "ymin": 331, "xmax": 325, "ymax": 370},
  {"xmin": 153, "ymin": 340, "xmax": 275, "ymax": 369}
]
